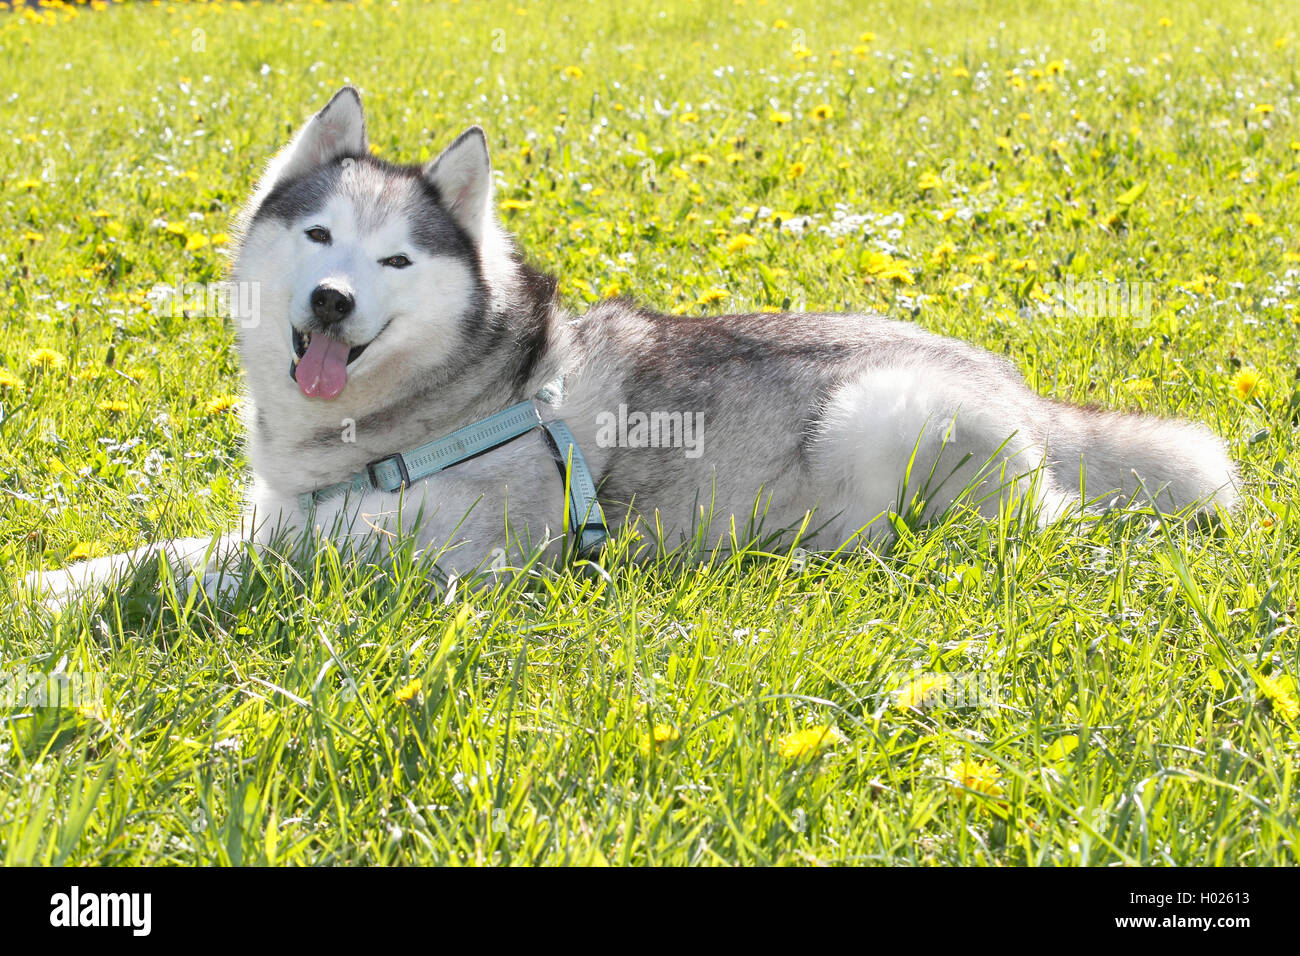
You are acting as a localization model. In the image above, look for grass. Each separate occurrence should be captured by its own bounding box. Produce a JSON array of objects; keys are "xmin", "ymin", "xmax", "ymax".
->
[{"xmin": 1, "ymin": 0, "xmax": 1298, "ymax": 865}]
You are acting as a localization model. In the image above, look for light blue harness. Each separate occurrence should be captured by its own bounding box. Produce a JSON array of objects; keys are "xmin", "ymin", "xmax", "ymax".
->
[{"xmin": 298, "ymin": 383, "xmax": 608, "ymax": 559}]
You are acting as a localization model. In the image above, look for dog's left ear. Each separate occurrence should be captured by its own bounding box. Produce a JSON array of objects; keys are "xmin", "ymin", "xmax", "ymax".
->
[{"xmin": 425, "ymin": 127, "xmax": 492, "ymax": 243}]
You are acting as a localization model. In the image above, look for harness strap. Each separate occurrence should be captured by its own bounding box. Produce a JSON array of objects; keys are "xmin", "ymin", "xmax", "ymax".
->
[
  {"xmin": 298, "ymin": 395, "xmax": 607, "ymax": 560},
  {"xmin": 537, "ymin": 419, "xmax": 608, "ymax": 559}
]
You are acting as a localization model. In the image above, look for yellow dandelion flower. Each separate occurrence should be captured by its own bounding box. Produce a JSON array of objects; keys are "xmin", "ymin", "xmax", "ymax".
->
[
  {"xmin": 395, "ymin": 678, "xmax": 422, "ymax": 704},
  {"xmin": 210, "ymin": 232, "xmax": 230, "ymax": 245},
  {"xmin": 1256, "ymin": 673, "xmax": 1299, "ymax": 721},
  {"xmin": 67, "ymin": 541, "xmax": 107, "ymax": 561},
  {"xmin": 13, "ymin": 178, "xmax": 42, "ymax": 191},
  {"xmin": 185, "ymin": 233, "xmax": 210, "ymax": 252},
  {"xmin": 203, "ymin": 394, "xmax": 240, "ymax": 414},
  {"xmin": 1046, "ymin": 59, "xmax": 1066, "ymax": 75},
  {"xmin": 1157, "ymin": 16, "xmax": 1173, "ymax": 27},
  {"xmin": 776, "ymin": 725, "xmax": 845, "ymax": 759},
  {"xmin": 697, "ymin": 287, "xmax": 729, "ymax": 305},
  {"xmin": 769, "ymin": 110, "xmax": 793, "ymax": 125},
  {"xmin": 27, "ymin": 347, "xmax": 66, "ymax": 369},
  {"xmin": 678, "ymin": 111, "xmax": 700, "ymax": 124},
  {"xmin": 951, "ymin": 66, "xmax": 970, "ymax": 78},
  {"xmin": 562, "ymin": 64, "xmax": 583, "ymax": 79},
  {"xmin": 23, "ymin": 230, "xmax": 45, "ymax": 243},
  {"xmin": 0, "ymin": 368, "xmax": 24, "ymax": 389},
  {"xmin": 640, "ymin": 722, "xmax": 680, "ymax": 753},
  {"xmin": 948, "ymin": 758, "xmax": 1003, "ymax": 798},
  {"xmin": 861, "ymin": 251, "xmax": 915, "ymax": 285},
  {"xmin": 499, "ymin": 198, "xmax": 532, "ymax": 212},
  {"xmin": 787, "ymin": 161, "xmax": 806, "ymax": 179},
  {"xmin": 1251, "ymin": 103, "xmax": 1274, "ymax": 115},
  {"xmin": 1230, "ymin": 368, "xmax": 1263, "ymax": 401},
  {"xmin": 726, "ymin": 151, "xmax": 746, "ymax": 165},
  {"xmin": 97, "ymin": 399, "xmax": 129, "ymax": 413},
  {"xmin": 812, "ymin": 103, "xmax": 834, "ymax": 121},
  {"xmin": 917, "ymin": 170, "xmax": 944, "ymax": 191},
  {"xmin": 1188, "ymin": 273, "xmax": 1218, "ymax": 294},
  {"xmin": 164, "ymin": 222, "xmax": 187, "ymax": 236},
  {"xmin": 894, "ymin": 673, "xmax": 952, "ymax": 710},
  {"xmin": 1243, "ymin": 211, "xmax": 1264, "ymax": 228},
  {"xmin": 772, "ymin": 18, "xmax": 790, "ymax": 30},
  {"xmin": 858, "ymin": 31, "xmax": 876, "ymax": 43},
  {"xmin": 689, "ymin": 153, "xmax": 714, "ymax": 167},
  {"xmin": 931, "ymin": 239, "xmax": 958, "ymax": 262},
  {"xmin": 726, "ymin": 233, "xmax": 758, "ymax": 254},
  {"xmin": 651, "ymin": 723, "xmax": 678, "ymax": 744}
]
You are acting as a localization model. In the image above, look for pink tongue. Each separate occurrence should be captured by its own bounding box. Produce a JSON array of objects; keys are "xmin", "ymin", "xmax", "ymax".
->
[{"xmin": 296, "ymin": 334, "xmax": 351, "ymax": 400}]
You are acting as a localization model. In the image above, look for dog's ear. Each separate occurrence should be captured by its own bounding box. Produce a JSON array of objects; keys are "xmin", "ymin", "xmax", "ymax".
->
[
  {"xmin": 424, "ymin": 127, "xmax": 492, "ymax": 243},
  {"xmin": 268, "ymin": 87, "xmax": 368, "ymax": 186}
]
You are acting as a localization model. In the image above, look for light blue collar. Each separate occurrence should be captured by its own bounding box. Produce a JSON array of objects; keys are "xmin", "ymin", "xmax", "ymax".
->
[{"xmin": 298, "ymin": 382, "xmax": 608, "ymax": 559}]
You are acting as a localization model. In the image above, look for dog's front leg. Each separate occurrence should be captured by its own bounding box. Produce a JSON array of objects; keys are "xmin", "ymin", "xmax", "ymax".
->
[{"xmin": 22, "ymin": 532, "xmax": 247, "ymax": 610}]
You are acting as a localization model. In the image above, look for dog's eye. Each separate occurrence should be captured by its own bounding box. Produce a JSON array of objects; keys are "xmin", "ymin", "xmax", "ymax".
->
[
  {"xmin": 305, "ymin": 226, "xmax": 331, "ymax": 244},
  {"xmin": 381, "ymin": 254, "xmax": 412, "ymax": 269}
]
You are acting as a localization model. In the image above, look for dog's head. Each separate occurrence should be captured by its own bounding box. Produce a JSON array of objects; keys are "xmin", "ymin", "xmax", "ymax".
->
[{"xmin": 232, "ymin": 87, "xmax": 505, "ymax": 406}]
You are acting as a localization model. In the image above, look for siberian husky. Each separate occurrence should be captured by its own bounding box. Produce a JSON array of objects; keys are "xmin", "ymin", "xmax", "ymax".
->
[{"xmin": 25, "ymin": 87, "xmax": 1239, "ymax": 605}]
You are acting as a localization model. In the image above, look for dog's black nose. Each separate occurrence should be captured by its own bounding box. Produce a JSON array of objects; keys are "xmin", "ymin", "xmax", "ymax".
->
[{"xmin": 310, "ymin": 285, "xmax": 355, "ymax": 324}]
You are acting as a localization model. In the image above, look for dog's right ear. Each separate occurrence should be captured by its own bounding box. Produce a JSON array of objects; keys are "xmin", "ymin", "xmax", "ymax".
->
[{"xmin": 264, "ymin": 87, "xmax": 368, "ymax": 188}]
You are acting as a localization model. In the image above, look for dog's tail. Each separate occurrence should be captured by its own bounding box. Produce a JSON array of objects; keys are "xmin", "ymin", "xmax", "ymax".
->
[
  {"xmin": 22, "ymin": 534, "xmax": 240, "ymax": 609},
  {"xmin": 1046, "ymin": 402, "xmax": 1240, "ymax": 513}
]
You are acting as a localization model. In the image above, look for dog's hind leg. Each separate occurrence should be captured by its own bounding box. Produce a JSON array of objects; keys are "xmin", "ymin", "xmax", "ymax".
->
[{"xmin": 807, "ymin": 366, "xmax": 1072, "ymax": 546}]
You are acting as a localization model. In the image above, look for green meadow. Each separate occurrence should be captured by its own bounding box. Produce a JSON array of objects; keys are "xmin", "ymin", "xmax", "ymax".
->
[{"xmin": 0, "ymin": 0, "xmax": 1298, "ymax": 864}]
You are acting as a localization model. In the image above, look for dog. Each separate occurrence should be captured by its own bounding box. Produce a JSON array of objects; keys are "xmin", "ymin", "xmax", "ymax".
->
[{"xmin": 24, "ymin": 86, "xmax": 1240, "ymax": 605}]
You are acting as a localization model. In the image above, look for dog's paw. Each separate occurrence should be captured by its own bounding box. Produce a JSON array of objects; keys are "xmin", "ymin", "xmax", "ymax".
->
[{"xmin": 190, "ymin": 567, "xmax": 244, "ymax": 603}]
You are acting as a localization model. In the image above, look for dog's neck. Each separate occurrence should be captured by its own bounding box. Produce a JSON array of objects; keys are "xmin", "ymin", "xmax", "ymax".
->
[{"xmin": 243, "ymin": 257, "xmax": 573, "ymax": 497}]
